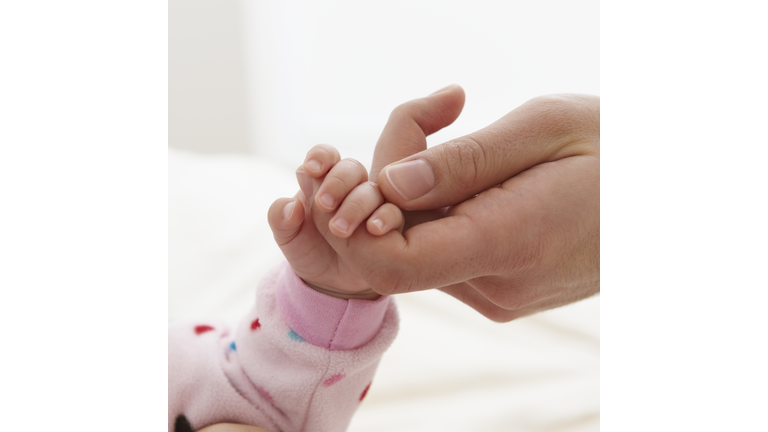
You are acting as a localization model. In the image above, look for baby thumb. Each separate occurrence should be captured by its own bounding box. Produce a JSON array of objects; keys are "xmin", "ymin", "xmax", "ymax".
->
[{"xmin": 267, "ymin": 195, "xmax": 306, "ymax": 247}]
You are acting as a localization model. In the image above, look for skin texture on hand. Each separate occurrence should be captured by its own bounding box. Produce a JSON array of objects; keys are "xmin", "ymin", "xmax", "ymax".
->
[{"xmin": 318, "ymin": 87, "xmax": 600, "ymax": 322}]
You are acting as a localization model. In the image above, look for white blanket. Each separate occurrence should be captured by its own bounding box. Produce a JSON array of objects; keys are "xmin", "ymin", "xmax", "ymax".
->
[{"xmin": 169, "ymin": 149, "xmax": 599, "ymax": 432}]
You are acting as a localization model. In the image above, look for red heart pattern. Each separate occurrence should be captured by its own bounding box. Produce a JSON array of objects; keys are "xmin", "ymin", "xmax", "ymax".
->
[{"xmin": 194, "ymin": 325, "xmax": 214, "ymax": 335}]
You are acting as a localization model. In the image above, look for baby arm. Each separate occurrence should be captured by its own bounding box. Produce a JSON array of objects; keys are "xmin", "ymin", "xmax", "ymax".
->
[{"xmin": 169, "ymin": 148, "xmax": 401, "ymax": 432}]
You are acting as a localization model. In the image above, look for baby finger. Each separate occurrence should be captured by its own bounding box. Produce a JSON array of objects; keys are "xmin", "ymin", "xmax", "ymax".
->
[
  {"xmin": 366, "ymin": 203, "xmax": 405, "ymax": 236},
  {"xmin": 329, "ymin": 182, "xmax": 384, "ymax": 238},
  {"xmin": 303, "ymin": 144, "xmax": 341, "ymax": 177},
  {"xmin": 314, "ymin": 158, "xmax": 368, "ymax": 212}
]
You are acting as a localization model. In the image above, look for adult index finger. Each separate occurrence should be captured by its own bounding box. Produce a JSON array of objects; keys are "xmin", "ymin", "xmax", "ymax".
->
[
  {"xmin": 378, "ymin": 94, "xmax": 600, "ymax": 211},
  {"xmin": 369, "ymin": 84, "xmax": 466, "ymax": 181}
]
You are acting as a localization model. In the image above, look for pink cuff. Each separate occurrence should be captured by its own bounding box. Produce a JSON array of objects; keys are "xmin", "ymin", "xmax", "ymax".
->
[{"xmin": 274, "ymin": 261, "xmax": 390, "ymax": 351}]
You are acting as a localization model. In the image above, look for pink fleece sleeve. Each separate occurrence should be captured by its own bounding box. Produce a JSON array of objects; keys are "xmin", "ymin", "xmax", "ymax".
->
[{"xmin": 168, "ymin": 261, "xmax": 399, "ymax": 432}]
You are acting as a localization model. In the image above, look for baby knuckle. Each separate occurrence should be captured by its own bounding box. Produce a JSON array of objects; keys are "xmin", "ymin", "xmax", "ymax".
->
[
  {"xmin": 362, "ymin": 180, "xmax": 380, "ymax": 195},
  {"xmin": 309, "ymin": 143, "xmax": 337, "ymax": 159},
  {"xmin": 341, "ymin": 157, "xmax": 364, "ymax": 169},
  {"xmin": 359, "ymin": 182, "xmax": 384, "ymax": 204},
  {"xmin": 383, "ymin": 203, "xmax": 402, "ymax": 220},
  {"xmin": 341, "ymin": 195, "xmax": 369, "ymax": 216},
  {"xmin": 342, "ymin": 158, "xmax": 367, "ymax": 178},
  {"xmin": 326, "ymin": 160, "xmax": 364, "ymax": 191}
]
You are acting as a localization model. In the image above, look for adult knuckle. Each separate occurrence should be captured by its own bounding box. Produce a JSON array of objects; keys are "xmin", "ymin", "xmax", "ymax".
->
[
  {"xmin": 476, "ymin": 279, "xmax": 529, "ymax": 312},
  {"xmin": 527, "ymin": 94, "xmax": 579, "ymax": 114},
  {"xmin": 366, "ymin": 259, "xmax": 411, "ymax": 295},
  {"xmin": 524, "ymin": 94, "xmax": 598, "ymax": 138},
  {"xmin": 484, "ymin": 308, "xmax": 517, "ymax": 323},
  {"xmin": 366, "ymin": 266, "xmax": 398, "ymax": 295},
  {"xmin": 440, "ymin": 137, "xmax": 487, "ymax": 188},
  {"xmin": 500, "ymin": 242, "xmax": 546, "ymax": 285},
  {"xmin": 500, "ymin": 292, "xmax": 531, "ymax": 311}
]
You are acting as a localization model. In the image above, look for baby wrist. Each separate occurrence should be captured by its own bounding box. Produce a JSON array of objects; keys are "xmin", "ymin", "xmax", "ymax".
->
[{"xmin": 300, "ymin": 279, "xmax": 381, "ymax": 301}]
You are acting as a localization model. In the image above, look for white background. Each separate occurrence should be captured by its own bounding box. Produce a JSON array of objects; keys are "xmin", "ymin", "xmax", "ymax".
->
[
  {"xmin": 242, "ymin": 0, "xmax": 599, "ymax": 169},
  {"xmin": 169, "ymin": 0, "xmax": 598, "ymax": 169}
]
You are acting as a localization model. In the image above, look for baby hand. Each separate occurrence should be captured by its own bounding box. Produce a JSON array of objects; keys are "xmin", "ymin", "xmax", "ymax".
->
[{"xmin": 267, "ymin": 145, "xmax": 403, "ymax": 300}]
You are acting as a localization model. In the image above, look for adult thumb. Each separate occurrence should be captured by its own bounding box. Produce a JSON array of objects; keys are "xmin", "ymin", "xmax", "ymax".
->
[{"xmin": 377, "ymin": 94, "xmax": 600, "ymax": 210}]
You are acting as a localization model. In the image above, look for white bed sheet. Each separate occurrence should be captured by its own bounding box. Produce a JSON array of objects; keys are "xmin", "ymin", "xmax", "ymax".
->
[{"xmin": 169, "ymin": 149, "xmax": 599, "ymax": 432}]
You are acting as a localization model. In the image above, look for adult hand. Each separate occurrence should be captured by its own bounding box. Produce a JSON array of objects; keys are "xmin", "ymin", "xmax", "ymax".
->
[{"xmin": 323, "ymin": 86, "xmax": 600, "ymax": 322}]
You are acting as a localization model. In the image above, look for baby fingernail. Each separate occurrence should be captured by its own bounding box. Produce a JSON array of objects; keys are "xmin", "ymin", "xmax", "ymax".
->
[
  {"xmin": 306, "ymin": 159, "xmax": 321, "ymax": 172},
  {"xmin": 296, "ymin": 169, "xmax": 313, "ymax": 200},
  {"xmin": 332, "ymin": 217, "xmax": 349, "ymax": 233},
  {"xmin": 319, "ymin": 193, "xmax": 335, "ymax": 209},
  {"xmin": 385, "ymin": 159, "xmax": 435, "ymax": 201},
  {"xmin": 283, "ymin": 200, "xmax": 295, "ymax": 220},
  {"xmin": 371, "ymin": 218, "xmax": 384, "ymax": 231}
]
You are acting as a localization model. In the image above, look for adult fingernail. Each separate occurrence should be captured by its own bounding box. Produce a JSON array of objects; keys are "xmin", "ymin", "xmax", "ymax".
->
[
  {"xmin": 283, "ymin": 200, "xmax": 295, "ymax": 220},
  {"xmin": 296, "ymin": 169, "xmax": 313, "ymax": 200},
  {"xmin": 332, "ymin": 217, "xmax": 349, "ymax": 233},
  {"xmin": 429, "ymin": 84, "xmax": 456, "ymax": 96},
  {"xmin": 384, "ymin": 159, "xmax": 435, "ymax": 201}
]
